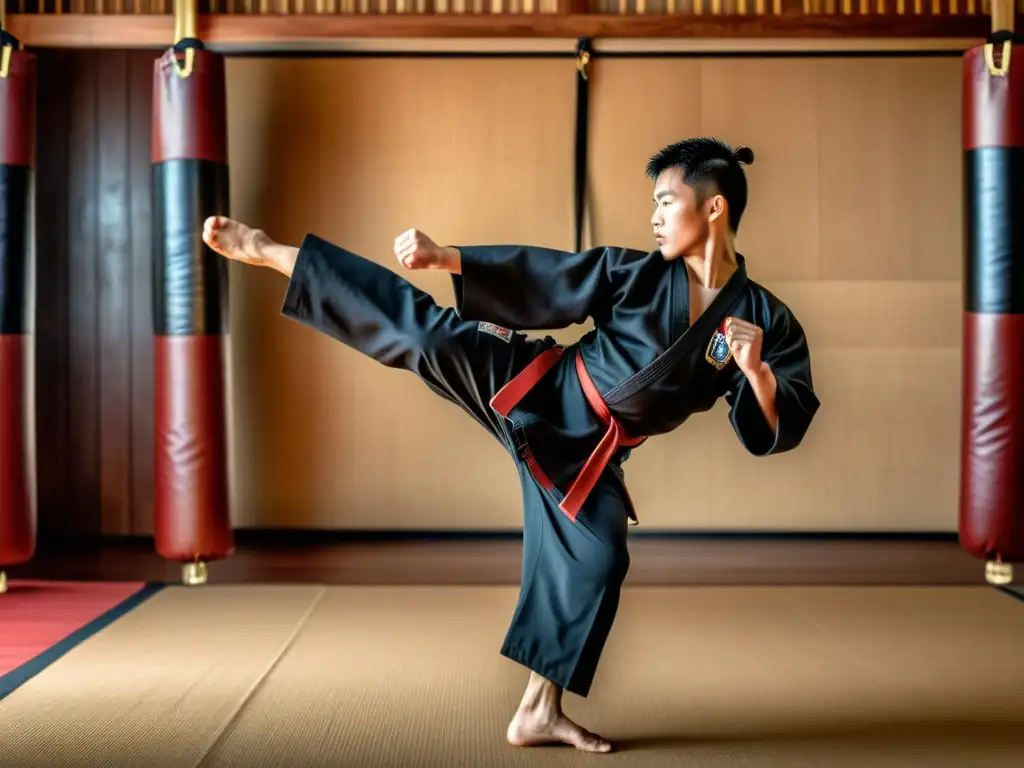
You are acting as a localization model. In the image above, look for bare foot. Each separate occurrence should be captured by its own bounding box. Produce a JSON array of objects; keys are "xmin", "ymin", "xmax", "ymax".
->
[
  {"xmin": 203, "ymin": 216, "xmax": 298, "ymax": 276},
  {"xmin": 202, "ymin": 216, "xmax": 271, "ymax": 266},
  {"xmin": 507, "ymin": 709, "xmax": 613, "ymax": 753}
]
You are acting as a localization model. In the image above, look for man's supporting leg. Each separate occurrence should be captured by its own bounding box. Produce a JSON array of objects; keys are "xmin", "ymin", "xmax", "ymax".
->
[{"xmin": 504, "ymin": 462, "xmax": 631, "ymax": 753}]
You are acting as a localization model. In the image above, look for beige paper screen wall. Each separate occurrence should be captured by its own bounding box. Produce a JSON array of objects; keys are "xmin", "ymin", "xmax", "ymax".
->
[{"xmin": 222, "ymin": 54, "xmax": 962, "ymax": 532}]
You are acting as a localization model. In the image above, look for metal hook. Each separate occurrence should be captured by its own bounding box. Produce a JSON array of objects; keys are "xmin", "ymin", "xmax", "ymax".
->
[
  {"xmin": 985, "ymin": 40, "xmax": 1012, "ymax": 77},
  {"xmin": 173, "ymin": 0, "xmax": 198, "ymax": 79},
  {"xmin": 1, "ymin": 2, "xmax": 14, "ymax": 81},
  {"xmin": 174, "ymin": 47, "xmax": 196, "ymax": 79},
  {"xmin": 577, "ymin": 50, "xmax": 590, "ymax": 82}
]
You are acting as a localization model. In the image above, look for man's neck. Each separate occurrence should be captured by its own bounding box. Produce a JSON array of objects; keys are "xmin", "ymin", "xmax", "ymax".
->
[{"xmin": 684, "ymin": 235, "xmax": 737, "ymax": 290}]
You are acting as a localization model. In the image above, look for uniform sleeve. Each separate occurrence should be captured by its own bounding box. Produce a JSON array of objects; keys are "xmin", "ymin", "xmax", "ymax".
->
[
  {"xmin": 449, "ymin": 244, "xmax": 627, "ymax": 330},
  {"xmin": 725, "ymin": 303, "xmax": 820, "ymax": 457}
]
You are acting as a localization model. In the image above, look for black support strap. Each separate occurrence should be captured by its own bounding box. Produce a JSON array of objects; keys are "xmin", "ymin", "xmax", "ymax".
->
[
  {"xmin": 574, "ymin": 37, "xmax": 592, "ymax": 254},
  {"xmin": 988, "ymin": 30, "xmax": 1022, "ymax": 44},
  {"xmin": 173, "ymin": 37, "xmax": 206, "ymax": 53}
]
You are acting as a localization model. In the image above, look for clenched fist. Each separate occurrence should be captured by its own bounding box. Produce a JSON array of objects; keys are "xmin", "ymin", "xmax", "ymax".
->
[
  {"xmin": 394, "ymin": 229, "xmax": 458, "ymax": 272},
  {"xmin": 724, "ymin": 316, "xmax": 765, "ymax": 379}
]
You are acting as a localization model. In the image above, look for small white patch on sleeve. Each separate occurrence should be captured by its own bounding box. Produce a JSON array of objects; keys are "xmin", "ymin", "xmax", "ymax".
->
[{"xmin": 478, "ymin": 322, "xmax": 513, "ymax": 342}]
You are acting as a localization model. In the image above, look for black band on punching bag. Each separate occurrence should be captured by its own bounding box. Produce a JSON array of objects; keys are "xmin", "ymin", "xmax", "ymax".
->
[
  {"xmin": 963, "ymin": 148, "xmax": 1024, "ymax": 314},
  {"xmin": 0, "ymin": 165, "xmax": 30, "ymax": 334},
  {"xmin": 152, "ymin": 160, "xmax": 229, "ymax": 335},
  {"xmin": 574, "ymin": 37, "xmax": 591, "ymax": 254}
]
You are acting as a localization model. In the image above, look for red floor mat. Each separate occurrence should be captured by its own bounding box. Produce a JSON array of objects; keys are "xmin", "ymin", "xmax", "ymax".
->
[{"xmin": 0, "ymin": 579, "xmax": 151, "ymax": 677}]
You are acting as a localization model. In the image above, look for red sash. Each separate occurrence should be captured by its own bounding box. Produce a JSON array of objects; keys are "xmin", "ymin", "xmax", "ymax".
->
[{"xmin": 490, "ymin": 346, "xmax": 645, "ymax": 522}]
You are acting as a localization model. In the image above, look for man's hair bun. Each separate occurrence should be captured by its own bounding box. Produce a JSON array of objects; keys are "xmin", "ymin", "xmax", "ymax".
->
[{"xmin": 734, "ymin": 146, "xmax": 755, "ymax": 165}]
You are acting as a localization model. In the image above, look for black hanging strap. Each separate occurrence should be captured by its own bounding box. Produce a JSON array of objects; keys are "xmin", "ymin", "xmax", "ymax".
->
[
  {"xmin": 173, "ymin": 37, "xmax": 206, "ymax": 53},
  {"xmin": 574, "ymin": 37, "xmax": 592, "ymax": 254},
  {"xmin": 988, "ymin": 30, "xmax": 1022, "ymax": 44}
]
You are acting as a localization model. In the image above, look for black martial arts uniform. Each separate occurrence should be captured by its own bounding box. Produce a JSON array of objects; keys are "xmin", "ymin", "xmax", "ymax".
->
[{"xmin": 280, "ymin": 235, "xmax": 820, "ymax": 697}]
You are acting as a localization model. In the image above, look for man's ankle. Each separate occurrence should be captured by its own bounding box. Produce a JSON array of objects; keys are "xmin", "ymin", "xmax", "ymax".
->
[
  {"xmin": 264, "ymin": 242, "xmax": 299, "ymax": 278},
  {"xmin": 518, "ymin": 674, "xmax": 561, "ymax": 714}
]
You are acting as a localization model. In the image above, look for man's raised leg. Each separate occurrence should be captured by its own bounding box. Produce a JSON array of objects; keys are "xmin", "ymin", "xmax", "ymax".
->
[{"xmin": 202, "ymin": 216, "xmax": 538, "ymax": 442}]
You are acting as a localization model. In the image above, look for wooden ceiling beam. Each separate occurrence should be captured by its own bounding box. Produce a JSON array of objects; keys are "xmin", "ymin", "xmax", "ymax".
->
[{"xmin": 4, "ymin": 12, "xmax": 1004, "ymax": 51}]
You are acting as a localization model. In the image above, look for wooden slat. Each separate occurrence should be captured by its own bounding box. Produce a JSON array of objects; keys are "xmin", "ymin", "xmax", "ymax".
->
[
  {"xmin": 67, "ymin": 50, "xmax": 102, "ymax": 539},
  {"xmin": 128, "ymin": 50, "xmax": 155, "ymax": 536},
  {"xmin": 4, "ymin": 12, "xmax": 1002, "ymax": 46},
  {"xmin": 96, "ymin": 51, "xmax": 134, "ymax": 537},
  {"xmin": 33, "ymin": 50, "xmax": 73, "ymax": 540}
]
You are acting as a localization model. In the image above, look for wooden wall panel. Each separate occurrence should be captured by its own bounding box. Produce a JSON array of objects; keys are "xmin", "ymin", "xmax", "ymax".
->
[
  {"xmin": 222, "ymin": 57, "xmax": 577, "ymax": 530},
  {"xmin": 700, "ymin": 58, "xmax": 821, "ymax": 283},
  {"xmin": 586, "ymin": 56, "xmax": 963, "ymax": 532},
  {"xmin": 34, "ymin": 48, "xmax": 157, "ymax": 540},
  {"xmin": 97, "ymin": 50, "xmax": 133, "ymax": 536},
  {"xmin": 586, "ymin": 59, "xmax": 704, "ymax": 253},
  {"xmin": 66, "ymin": 51, "xmax": 101, "ymax": 538},
  {"xmin": 817, "ymin": 57, "xmax": 962, "ymax": 281},
  {"xmin": 128, "ymin": 56, "xmax": 156, "ymax": 537},
  {"xmin": 34, "ymin": 50, "xmax": 73, "ymax": 537},
  {"xmin": 66, "ymin": 51, "xmax": 100, "ymax": 536}
]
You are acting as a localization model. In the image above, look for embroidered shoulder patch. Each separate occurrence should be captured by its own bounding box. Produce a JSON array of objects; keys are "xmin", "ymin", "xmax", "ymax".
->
[{"xmin": 478, "ymin": 322, "xmax": 513, "ymax": 343}]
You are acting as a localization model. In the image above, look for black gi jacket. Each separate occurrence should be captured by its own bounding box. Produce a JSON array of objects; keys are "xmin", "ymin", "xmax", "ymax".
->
[{"xmin": 450, "ymin": 244, "xmax": 820, "ymax": 506}]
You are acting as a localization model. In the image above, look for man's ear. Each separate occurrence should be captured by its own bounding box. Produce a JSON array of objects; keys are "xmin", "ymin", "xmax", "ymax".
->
[{"xmin": 706, "ymin": 194, "xmax": 726, "ymax": 223}]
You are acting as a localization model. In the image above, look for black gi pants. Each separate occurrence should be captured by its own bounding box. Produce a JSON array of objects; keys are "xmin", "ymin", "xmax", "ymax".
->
[{"xmin": 280, "ymin": 235, "xmax": 631, "ymax": 697}]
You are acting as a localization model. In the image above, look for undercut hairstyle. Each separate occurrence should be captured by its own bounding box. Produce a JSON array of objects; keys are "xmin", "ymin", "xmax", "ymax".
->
[{"xmin": 645, "ymin": 138, "xmax": 755, "ymax": 232}]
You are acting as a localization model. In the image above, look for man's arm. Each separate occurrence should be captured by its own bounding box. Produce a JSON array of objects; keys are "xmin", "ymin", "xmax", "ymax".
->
[
  {"xmin": 724, "ymin": 310, "xmax": 819, "ymax": 457},
  {"xmin": 449, "ymin": 243, "xmax": 626, "ymax": 330},
  {"xmin": 743, "ymin": 361, "xmax": 778, "ymax": 433},
  {"xmin": 393, "ymin": 228, "xmax": 635, "ymax": 331}
]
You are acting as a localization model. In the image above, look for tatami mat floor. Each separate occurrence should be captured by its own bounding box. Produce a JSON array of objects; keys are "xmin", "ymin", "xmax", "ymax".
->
[{"xmin": 2, "ymin": 584, "xmax": 1023, "ymax": 767}]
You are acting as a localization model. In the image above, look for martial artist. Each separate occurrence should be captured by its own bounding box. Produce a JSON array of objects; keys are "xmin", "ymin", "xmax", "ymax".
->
[{"xmin": 202, "ymin": 137, "xmax": 820, "ymax": 754}]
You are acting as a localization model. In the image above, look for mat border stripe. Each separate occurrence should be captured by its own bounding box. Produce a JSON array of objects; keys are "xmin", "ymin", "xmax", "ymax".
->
[
  {"xmin": 0, "ymin": 582, "xmax": 166, "ymax": 702},
  {"xmin": 998, "ymin": 585, "xmax": 1024, "ymax": 604}
]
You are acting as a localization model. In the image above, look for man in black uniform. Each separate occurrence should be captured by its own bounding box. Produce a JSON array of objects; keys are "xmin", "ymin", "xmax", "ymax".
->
[{"xmin": 203, "ymin": 137, "xmax": 819, "ymax": 753}]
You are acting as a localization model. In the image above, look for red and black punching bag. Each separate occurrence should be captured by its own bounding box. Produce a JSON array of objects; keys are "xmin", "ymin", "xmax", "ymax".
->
[
  {"xmin": 961, "ymin": 30, "xmax": 1024, "ymax": 584},
  {"xmin": 0, "ymin": 36, "xmax": 36, "ymax": 593},
  {"xmin": 152, "ymin": 38, "xmax": 232, "ymax": 583}
]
